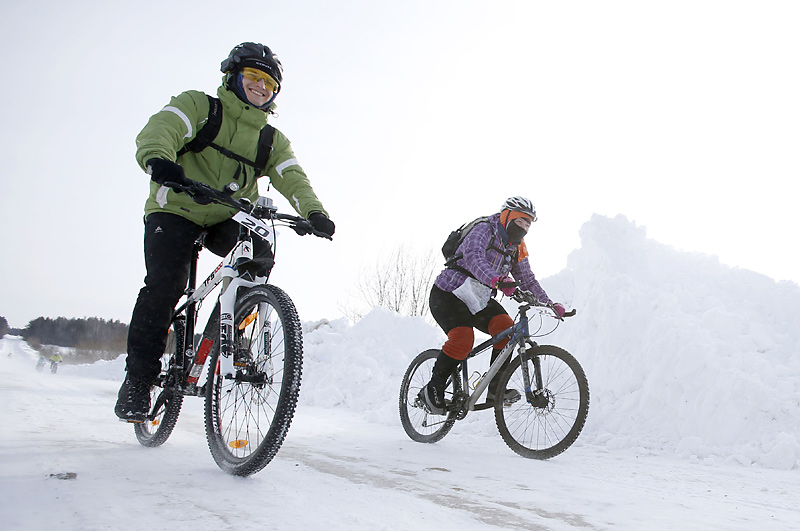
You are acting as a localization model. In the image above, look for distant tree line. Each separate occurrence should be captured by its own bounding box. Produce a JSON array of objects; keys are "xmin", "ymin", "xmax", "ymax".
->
[
  {"xmin": 21, "ymin": 316, "xmax": 128, "ymax": 354},
  {"xmin": 0, "ymin": 316, "xmax": 9, "ymax": 339}
]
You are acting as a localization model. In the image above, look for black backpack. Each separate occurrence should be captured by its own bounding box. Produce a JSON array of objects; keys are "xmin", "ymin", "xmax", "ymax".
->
[
  {"xmin": 442, "ymin": 216, "xmax": 490, "ymax": 267},
  {"xmin": 177, "ymin": 94, "xmax": 275, "ymax": 180},
  {"xmin": 442, "ymin": 216, "xmax": 519, "ymax": 278}
]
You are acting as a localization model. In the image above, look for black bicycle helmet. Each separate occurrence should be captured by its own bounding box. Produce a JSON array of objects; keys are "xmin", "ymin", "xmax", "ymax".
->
[
  {"xmin": 221, "ymin": 42, "xmax": 283, "ymax": 94},
  {"xmin": 501, "ymin": 196, "xmax": 537, "ymax": 222}
]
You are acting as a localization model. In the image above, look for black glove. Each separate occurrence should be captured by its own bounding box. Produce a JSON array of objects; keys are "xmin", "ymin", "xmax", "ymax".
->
[
  {"xmin": 308, "ymin": 212, "xmax": 335, "ymax": 237},
  {"xmin": 146, "ymin": 158, "xmax": 189, "ymax": 189}
]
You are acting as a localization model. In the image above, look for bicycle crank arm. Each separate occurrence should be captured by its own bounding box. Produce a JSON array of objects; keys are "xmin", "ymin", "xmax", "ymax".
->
[{"xmin": 224, "ymin": 371, "xmax": 269, "ymax": 385}]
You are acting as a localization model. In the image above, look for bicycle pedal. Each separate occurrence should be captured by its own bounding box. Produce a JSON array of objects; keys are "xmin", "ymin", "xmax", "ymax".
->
[
  {"xmin": 118, "ymin": 418, "xmax": 145, "ymax": 424},
  {"xmin": 233, "ymin": 353, "xmax": 251, "ymax": 367}
]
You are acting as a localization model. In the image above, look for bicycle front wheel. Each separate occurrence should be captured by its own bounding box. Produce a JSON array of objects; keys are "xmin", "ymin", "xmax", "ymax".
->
[
  {"xmin": 134, "ymin": 323, "xmax": 185, "ymax": 447},
  {"xmin": 494, "ymin": 345, "xmax": 589, "ymax": 459},
  {"xmin": 204, "ymin": 284, "xmax": 302, "ymax": 476},
  {"xmin": 399, "ymin": 349, "xmax": 462, "ymax": 443}
]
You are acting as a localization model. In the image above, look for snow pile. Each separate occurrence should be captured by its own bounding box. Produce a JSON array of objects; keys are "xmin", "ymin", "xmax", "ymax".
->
[
  {"xmin": 300, "ymin": 312, "xmax": 445, "ymax": 424},
  {"xmin": 298, "ymin": 214, "xmax": 800, "ymax": 469},
  {"xmin": 542, "ymin": 214, "xmax": 800, "ymax": 469}
]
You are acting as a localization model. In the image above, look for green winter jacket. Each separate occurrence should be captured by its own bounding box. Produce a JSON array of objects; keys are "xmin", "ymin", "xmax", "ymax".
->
[{"xmin": 136, "ymin": 80, "xmax": 327, "ymax": 226}]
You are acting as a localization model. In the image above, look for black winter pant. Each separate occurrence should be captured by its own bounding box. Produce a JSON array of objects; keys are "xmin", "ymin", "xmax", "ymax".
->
[
  {"xmin": 428, "ymin": 285, "xmax": 513, "ymax": 394},
  {"xmin": 428, "ymin": 284, "xmax": 508, "ymax": 335},
  {"xmin": 125, "ymin": 212, "xmax": 274, "ymax": 380}
]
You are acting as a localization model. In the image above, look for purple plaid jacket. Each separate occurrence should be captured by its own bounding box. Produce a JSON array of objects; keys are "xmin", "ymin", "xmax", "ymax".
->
[{"xmin": 434, "ymin": 213, "xmax": 552, "ymax": 305}]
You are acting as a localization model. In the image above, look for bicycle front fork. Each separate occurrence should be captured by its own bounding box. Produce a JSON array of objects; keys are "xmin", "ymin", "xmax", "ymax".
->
[{"xmin": 518, "ymin": 342, "xmax": 547, "ymax": 406}]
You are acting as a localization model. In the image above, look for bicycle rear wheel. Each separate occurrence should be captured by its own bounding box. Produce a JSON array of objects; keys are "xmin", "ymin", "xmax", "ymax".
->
[
  {"xmin": 494, "ymin": 345, "xmax": 589, "ymax": 459},
  {"xmin": 399, "ymin": 349, "xmax": 462, "ymax": 443},
  {"xmin": 204, "ymin": 284, "xmax": 302, "ymax": 476},
  {"xmin": 134, "ymin": 322, "xmax": 185, "ymax": 447}
]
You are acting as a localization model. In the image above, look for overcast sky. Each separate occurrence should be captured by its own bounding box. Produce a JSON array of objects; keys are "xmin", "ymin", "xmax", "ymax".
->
[{"xmin": 1, "ymin": 0, "xmax": 798, "ymax": 328}]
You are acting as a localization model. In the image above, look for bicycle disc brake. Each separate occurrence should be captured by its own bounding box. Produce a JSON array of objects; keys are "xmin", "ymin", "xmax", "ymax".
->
[{"xmin": 529, "ymin": 388, "xmax": 553, "ymax": 410}]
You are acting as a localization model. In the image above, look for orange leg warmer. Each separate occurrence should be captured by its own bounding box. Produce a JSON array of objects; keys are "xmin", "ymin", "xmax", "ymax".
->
[
  {"xmin": 442, "ymin": 327, "xmax": 474, "ymax": 361},
  {"xmin": 488, "ymin": 314, "xmax": 514, "ymax": 350}
]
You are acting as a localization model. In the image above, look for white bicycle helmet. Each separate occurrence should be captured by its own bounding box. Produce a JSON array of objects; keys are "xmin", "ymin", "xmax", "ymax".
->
[{"xmin": 501, "ymin": 196, "xmax": 537, "ymax": 222}]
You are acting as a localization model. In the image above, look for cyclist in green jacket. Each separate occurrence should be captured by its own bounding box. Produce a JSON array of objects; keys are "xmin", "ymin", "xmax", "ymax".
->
[{"xmin": 115, "ymin": 42, "xmax": 335, "ymax": 422}]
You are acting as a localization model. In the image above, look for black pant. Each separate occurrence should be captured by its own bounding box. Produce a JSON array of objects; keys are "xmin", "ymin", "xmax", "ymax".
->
[
  {"xmin": 125, "ymin": 212, "xmax": 274, "ymax": 379},
  {"xmin": 429, "ymin": 285, "xmax": 513, "ymax": 394},
  {"xmin": 428, "ymin": 284, "xmax": 508, "ymax": 336}
]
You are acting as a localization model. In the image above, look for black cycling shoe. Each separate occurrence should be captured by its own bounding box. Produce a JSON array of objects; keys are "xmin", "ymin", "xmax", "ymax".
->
[
  {"xmin": 486, "ymin": 388, "xmax": 522, "ymax": 406},
  {"xmin": 418, "ymin": 382, "xmax": 446, "ymax": 416},
  {"xmin": 114, "ymin": 374, "xmax": 152, "ymax": 423}
]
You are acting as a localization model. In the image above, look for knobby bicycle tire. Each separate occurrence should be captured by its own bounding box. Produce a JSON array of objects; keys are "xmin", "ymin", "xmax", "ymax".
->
[
  {"xmin": 494, "ymin": 344, "xmax": 589, "ymax": 459},
  {"xmin": 399, "ymin": 349, "xmax": 462, "ymax": 443},
  {"xmin": 134, "ymin": 321, "xmax": 185, "ymax": 447},
  {"xmin": 204, "ymin": 284, "xmax": 303, "ymax": 476}
]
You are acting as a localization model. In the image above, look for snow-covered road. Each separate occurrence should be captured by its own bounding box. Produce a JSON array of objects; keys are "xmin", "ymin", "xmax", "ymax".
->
[{"xmin": 1, "ymin": 336, "xmax": 797, "ymax": 530}]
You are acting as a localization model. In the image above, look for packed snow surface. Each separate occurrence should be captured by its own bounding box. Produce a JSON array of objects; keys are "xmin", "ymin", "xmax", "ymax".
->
[{"xmin": 1, "ymin": 214, "xmax": 798, "ymax": 529}]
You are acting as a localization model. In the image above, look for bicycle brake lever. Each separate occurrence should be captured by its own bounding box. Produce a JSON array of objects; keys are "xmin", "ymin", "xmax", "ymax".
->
[
  {"xmin": 291, "ymin": 219, "xmax": 314, "ymax": 236},
  {"xmin": 292, "ymin": 219, "xmax": 333, "ymax": 240}
]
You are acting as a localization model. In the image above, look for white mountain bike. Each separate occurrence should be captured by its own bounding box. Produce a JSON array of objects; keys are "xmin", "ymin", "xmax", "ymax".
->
[{"xmin": 129, "ymin": 178, "xmax": 330, "ymax": 476}]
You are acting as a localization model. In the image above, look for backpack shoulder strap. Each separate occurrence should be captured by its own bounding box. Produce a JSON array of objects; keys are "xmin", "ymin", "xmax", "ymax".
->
[
  {"xmin": 175, "ymin": 96, "xmax": 274, "ymax": 176},
  {"xmin": 177, "ymin": 95, "xmax": 222, "ymax": 157},
  {"xmin": 447, "ymin": 216, "xmax": 517, "ymax": 279},
  {"xmin": 254, "ymin": 124, "xmax": 274, "ymax": 174}
]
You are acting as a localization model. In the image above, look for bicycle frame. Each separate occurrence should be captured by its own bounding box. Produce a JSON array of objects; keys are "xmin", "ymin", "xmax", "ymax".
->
[
  {"xmin": 170, "ymin": 209, "xmax": 275, "ymax": 394},
  {"xmin": 459, "ymin": 301, "xmax": 555, "ymax": 411}
]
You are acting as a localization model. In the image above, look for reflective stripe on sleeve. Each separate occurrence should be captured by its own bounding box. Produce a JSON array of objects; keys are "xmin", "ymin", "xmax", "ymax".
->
[
  {"xmin": 275, "ymin": 158, "xmax": 299, "ymax": 178},
  {"xmin": 162, "ymin": 106, "xmax": 193, "ymax": 139}
]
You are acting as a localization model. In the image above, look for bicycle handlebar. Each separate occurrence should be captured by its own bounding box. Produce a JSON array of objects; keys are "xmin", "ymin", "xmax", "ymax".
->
[
  {"xmin": 164, "ymin": 179, "xmax": 332, "ymax": 240},
  {"xmin": 510, "ymin": 289, "xmax": 577, "ymax": 320}
]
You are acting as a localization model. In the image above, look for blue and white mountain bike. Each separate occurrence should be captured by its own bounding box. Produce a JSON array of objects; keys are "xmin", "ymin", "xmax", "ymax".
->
[{"xmin": 400, "ymin": 289, "xmax": 588, "ymax": 459}]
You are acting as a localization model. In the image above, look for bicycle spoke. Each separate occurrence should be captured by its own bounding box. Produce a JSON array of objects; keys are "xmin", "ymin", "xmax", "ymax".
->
[
  {"xmin": 205, "ymin": 285, "xmax": 302, "ymax": 476},
  {"xmin": 495, "ymin": 346, "xmax": 589, "ymax": 459},
  {"xmin": 399, "ymin": 349, "xmax": 461, "ymax": 443},
  {"xmin": 134, "ymin": 323, "xmax": 185, "ymax": 447}
]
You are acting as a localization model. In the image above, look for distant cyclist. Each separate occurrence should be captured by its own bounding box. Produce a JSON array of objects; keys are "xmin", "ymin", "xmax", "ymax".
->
[
  {"xmin": 116, "ymin": 42, "xmax": 335, "ymax": 422},
  {"xmin": 49, "ymin": 353, "xmax": 63, "ymax": 374},
  {"xmin": 419, "ymin": 197, "xmax": 565, "ymax": 415}
]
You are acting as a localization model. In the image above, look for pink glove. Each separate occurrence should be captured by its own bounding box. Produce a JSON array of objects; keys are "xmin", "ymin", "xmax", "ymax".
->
[
  {"xmin": 552, "ymin": 303, "xmax": 566, "ymax": 318},
  {"xmin": 491, "ymin": 275, "xmax": 517, "ymax": 297}
]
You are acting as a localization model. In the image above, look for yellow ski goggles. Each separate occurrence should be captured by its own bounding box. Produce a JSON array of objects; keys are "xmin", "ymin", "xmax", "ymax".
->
[{"xmin": 241, "ymin": 67, "xmax": 279, "ymax": 93}]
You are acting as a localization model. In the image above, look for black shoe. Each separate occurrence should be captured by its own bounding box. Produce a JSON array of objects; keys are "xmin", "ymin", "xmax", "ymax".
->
[
  {"xmin": 486, "ymin": 388, "xmax": 521, "ymax": 406},
  {"xmin": 114, "ymin": 374, "xmax": 152, "ymax": 423},
  {"xmin": 418, "ymin": 382, "xmax": 446, "ymax": 416}
]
